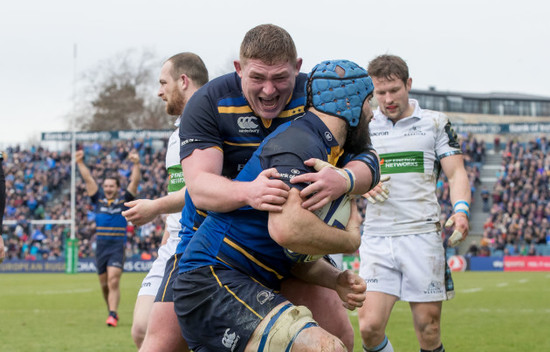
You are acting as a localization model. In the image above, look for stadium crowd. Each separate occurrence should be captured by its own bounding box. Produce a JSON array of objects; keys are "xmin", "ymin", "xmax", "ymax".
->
[
  {"xmin": 1, "ymin": 134, "xmax": 549, "ymax": 262},
  {"xmin": 481, "ymin": 136, "xmax": 550, "ymax": 256},
  {"xmin": 1, "ymin": 140, "xmax": 168, "ymax": 261}
]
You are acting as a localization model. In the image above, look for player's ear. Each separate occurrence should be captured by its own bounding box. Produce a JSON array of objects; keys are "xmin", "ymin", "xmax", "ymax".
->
[
  {"xmin": 234, "ymin": 60, "xmax": 243, "ymax": 77},
  {"xmin": 295, "ymin": 58, "xmax": 303, "ymax": 75}
]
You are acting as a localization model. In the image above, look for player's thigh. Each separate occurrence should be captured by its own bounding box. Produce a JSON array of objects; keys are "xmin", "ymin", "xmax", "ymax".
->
[
  {"xmin": 280, "ymin": 277, "xmax": 351, "ymax": 330},
  {"xmin": 140, "ymin": 301, "xmax": 188, "ymax": 352},
  {"xmin": 359, "ymin": 235, "xmax": 402, "ymax": 297},
  {"xmin": 397, "ymin": 233, "xmax": 447, "ymax": 302},
  {"xmin": 174, "ymin": 266, "xmax": 287, "ymax": 352},
  {"xmin": 132, "ymin": 295, "xmax": 155, "ymax": 331},
  {"xmin": 137, "ymin": 240, "xmax": 176, "ymax": 296},
  {"xmin": 246, "ymin": 302, "xmax": 323, "ymax": 352},
  {"xmin": 107, "ymin": 265, "xmax": 123, "ymax": 283}
]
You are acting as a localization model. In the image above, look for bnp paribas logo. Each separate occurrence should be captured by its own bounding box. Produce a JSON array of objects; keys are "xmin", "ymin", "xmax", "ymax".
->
[{"xmin": 380, "ymin": 151, "xmax": 424, "ymax": 174}]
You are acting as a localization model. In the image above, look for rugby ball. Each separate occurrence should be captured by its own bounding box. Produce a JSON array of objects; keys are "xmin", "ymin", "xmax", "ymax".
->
[
  {"xmin": 313, "ymin": 194, "xmax": 352, "ymax": 230},
  {"xmin": 284, "ymin": 194, "xmax": 352, "ymax": 263}
]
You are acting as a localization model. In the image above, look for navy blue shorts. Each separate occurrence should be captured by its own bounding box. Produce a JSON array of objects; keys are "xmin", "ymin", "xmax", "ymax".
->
[
  {"xmin": 154, "ymin": 253, "xmax": 180, "ymax": 302},
  {"xmin": 95, "ymin": 240, "xmax": 125, "ymax": 275},
  {"xmin": 173, "ymin": 265, "xmax": 287, "ymax": 352}
]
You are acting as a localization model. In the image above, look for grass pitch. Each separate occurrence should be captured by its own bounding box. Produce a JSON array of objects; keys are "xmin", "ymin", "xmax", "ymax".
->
[{"xmin": 1, "ymin": 271, "xmax": 548, "ymax": 351}]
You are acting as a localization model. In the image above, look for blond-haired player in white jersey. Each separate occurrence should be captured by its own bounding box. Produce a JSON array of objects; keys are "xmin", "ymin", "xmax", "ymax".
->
[
  {"xmin": 358, "ymin": 55, "xmax": 470, "ymax": 352},
  {"xmin": 122, "ymin": 52, "xmax": 208, "ymax": 350}
]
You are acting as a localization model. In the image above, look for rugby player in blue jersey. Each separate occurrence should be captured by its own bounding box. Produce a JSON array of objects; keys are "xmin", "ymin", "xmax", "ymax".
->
[
  {"xmin": 139, "ymin": 24, "xmax": 379, "ymax": 352},
  {"xmin": 75, "ymin": 149, "xmax": 141, "ymax": 327},
  {"xmin": 173, "ymin": 59, "xmax": 379, "ymax": 351}
]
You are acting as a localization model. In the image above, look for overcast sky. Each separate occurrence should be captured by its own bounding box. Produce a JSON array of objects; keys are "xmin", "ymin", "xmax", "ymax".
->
[{"xmin": 1, "ymin": 0, "xmax": 549, "ymax": 146}]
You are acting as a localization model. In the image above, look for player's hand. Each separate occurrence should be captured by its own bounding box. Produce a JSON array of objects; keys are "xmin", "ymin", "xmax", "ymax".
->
[
  {"xmin": 345, "ymin": 198, "xmax": 362, "ymax": 245},
  {"xmin": 363, "ymin": 175, "xmax": 390, "ymax": 204},
  {"xmin": 74, "ymin": 150, "xmax": 84, "ymax": 163},
  {"xmin": 122, "ymin": 199, "xmax": 158, "ymax": 226},
  {"xmin": 128, "ymin": 152, "xmax": 140, "ymax": 164},
  {"xmin": 246, "ymin": 168, "xmax": 290, "ymax": 212},
  {"xmin": 445, "ymin": 212, "xmax": 470, "ymax": 247},
  {"xmin": 290, "ymin": 158, "xmax": 350, "ymax": 212},
  {"xmin": 335, "ymin": 269, "xmax": 366, "ymax": 310}
]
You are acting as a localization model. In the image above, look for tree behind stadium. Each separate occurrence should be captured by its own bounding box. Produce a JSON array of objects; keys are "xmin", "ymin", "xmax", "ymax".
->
[{"xmin": 71, "ymin": 48, "xmax": 173, "ymax": 131}]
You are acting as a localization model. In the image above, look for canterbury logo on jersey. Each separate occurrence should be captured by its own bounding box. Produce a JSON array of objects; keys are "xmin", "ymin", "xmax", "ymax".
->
[{"xmin": 237, "ymin": 116, "xmax": 259, "ymax": 131}]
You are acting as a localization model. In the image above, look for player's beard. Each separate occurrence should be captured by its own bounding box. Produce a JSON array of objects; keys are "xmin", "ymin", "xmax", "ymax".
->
[
  {"xmin": 343, "ymin": 112, "xmax": 372, "ymax": 155},
  {"xmin": 166, "ymin": 91, "xmax": 186, "ymax": 116}
]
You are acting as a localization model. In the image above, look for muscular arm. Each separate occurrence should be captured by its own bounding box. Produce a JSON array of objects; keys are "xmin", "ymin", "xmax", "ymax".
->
[
  {"xmin": 123, "ymin": 187, "xmax": 187, "ymax": 226},
  {"xmin": 75, "ymin": 151, "xmax": 98, "ymax": 196},
  {"xmin": 181, "ymin": 148, "xmax": 289, "ymax": 213},
  {"xmin": 291, "ymin": 149, "xmax": 380, "ymax": 211},
  {"xmin": 127, "ymin": 153, "xmax": 141, "ymax": 196},
  {"xmin": 268, "ymin": 188, "xmax": 362, "ymax": 255},
  {"xmin": 441, "ymin": 154, "xmax": 471, "ymax": 241}
]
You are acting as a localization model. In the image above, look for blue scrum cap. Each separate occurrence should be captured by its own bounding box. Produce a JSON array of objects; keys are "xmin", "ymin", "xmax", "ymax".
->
[{"xmin": 306, "ymin": 60, "xmax": 374, "ymax": 127}]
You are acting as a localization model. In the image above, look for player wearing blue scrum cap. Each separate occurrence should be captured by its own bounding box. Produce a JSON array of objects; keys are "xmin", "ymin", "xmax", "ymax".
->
[{"xmin": 172, "ymin": 59, "xmax": 381, "ymax": 352}]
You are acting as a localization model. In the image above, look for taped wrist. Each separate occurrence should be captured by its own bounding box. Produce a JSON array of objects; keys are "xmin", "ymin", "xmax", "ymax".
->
[
  {"xmin": 350, "ymin": 148, "xmax": 380, "ymax": 191},
  {"xmin": 453, "ymin": 200, "xmax": 470, "ymax": 219}
]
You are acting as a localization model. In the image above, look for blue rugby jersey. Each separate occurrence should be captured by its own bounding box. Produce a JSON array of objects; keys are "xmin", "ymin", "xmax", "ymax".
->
[
  {"xmin": 179, "ymin": 111, "xmax": 345, "ymax": 288},
  {"xmin": 90, "ymin": 190, "xmax": 135, "ymax": 242},
  {"xmin": 175, "ymin": 72, "xmax": 308, "ymax": 256}
]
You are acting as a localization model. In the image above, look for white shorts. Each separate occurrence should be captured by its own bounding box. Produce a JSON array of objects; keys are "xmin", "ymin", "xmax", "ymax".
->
[
  {"xmin": 137, "ymin": 236, "xmax": 180, "ymax": 297},
  {"xmin": 359, "ymin": 232, "xmax": 453, "ymax": 302}
]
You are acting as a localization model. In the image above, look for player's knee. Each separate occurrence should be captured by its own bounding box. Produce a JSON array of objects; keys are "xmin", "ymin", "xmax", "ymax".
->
[
  {"xmin": 248, "ymin": 304, "xmax": 321, "ymax": 351},
  {"xmin": 131, "ymin": 321, "xmax": 147, "ymax": 347}
]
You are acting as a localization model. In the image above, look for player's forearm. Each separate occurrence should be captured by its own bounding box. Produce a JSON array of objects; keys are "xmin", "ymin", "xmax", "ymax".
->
[
  {"xmin": 269, "ymin": 190, "xmax": 360, "ymax": 254},
  {"xmin": 187, "ymin": 174, "xmax": 247, "ymax": 212},
  {"xmin": 290, "ymin": 259, "xmax": 340, "ymax": 290},
  {"xmin": 155, "ymin": 189, "xmax": 187, "ymax": 214},
  {"xmin": 128, "ymin": 164, "xmax": 141, "ymax": 195},
  {"xmin": 448, "ymin": 166, "xmax": 471, "ymax": 206},
  {"xmin": 76, "ymin": 162, "xmax": 98, "ymax": 195},
  {"xmin": 344, "ymin": 160, "xmax": 373, "ymax": 195}
]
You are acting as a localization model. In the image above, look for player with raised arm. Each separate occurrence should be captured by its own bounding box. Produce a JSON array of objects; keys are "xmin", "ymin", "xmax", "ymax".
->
[{"xmin": 75, "ymin": 149, "xmax": 141, "ymax": 327}]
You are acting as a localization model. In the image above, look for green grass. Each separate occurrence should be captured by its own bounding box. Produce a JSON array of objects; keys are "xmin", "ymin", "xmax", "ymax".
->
[{"xmin": 1, "ymin": 271, "xmax": 549, "ymax": 351}]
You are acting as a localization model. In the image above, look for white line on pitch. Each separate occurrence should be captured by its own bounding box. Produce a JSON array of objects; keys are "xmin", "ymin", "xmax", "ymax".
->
[
  {"xmin": 460, "ymin": 288, "xmax": 482, "ymax": 293},
  {"xmin": 496, "ymin": 282, "xmax": 509, "ymax": 287}
]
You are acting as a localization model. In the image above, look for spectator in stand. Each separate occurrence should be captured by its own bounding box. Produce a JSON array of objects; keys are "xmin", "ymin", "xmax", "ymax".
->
[{"xmin": 484, "ymin": 136, "xmax": 549, "ymax": 255}]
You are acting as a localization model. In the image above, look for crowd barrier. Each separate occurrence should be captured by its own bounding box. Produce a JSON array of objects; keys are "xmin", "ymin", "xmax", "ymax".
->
[
  {"xmin": 0, "ymin": 258, "xmax": 154, "ymax": 273},
  {"xmin": 2, "ymin": 255, "xmax": 549, "ymax": 273}
]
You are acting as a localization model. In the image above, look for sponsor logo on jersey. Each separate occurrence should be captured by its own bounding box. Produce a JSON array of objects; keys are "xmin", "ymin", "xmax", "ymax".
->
[
  {"xmin": 371, "ymin": 131, "xmax": 390, "ymax": 137},
  {"xmin": 222, "ymin": 328, "xmax": 240, "ymax": 351},
  {"xmin": 99, "ymin": 206, "xmax": 123, "ymax": 214},
  {"xmin": 365, "ymin": 278, "xmax": 378, "ymax": 284},
  {"xmin": 404, "ymin": 126, "xmax": 426, "ymax": 136},
  {"xmin": 141, "ymin": 281, "xmax": 152, "ymax": 287},
  {"xmin": 237, "ymin": 116, "xmax": 260, "ymax": 133},
  {"xmin": 379, "ymin": 151, "xmax": 424, "ymax": 174},
  {"xmin": 181, "ymin": 138, "xmax": 201, "ymax": 147},
  {"xmin": 256, "ymin": 290, "xmax": 275, "ymax": 304}
]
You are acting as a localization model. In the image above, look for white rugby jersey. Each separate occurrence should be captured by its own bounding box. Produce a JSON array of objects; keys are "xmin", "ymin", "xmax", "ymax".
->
[
  {"xmin": 363, "ymin": 99, "xmax": 461, "ymax": 236},
  {"xmin": 165, "ymin": 118, "xmax": 186, "ymax": 239}
]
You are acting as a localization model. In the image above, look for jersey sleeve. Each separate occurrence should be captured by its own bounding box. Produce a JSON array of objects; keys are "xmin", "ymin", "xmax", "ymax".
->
[
  {"xmin": 259, "ymin": 128, "xmax": 324, "ymax": 190},
  {"xmin": 435, "ymin": 113, "xmax": 462, "ymax": 160},
  {"xmin": 179, "ymin": 87, "xmax": 222, "ymax": 161}
]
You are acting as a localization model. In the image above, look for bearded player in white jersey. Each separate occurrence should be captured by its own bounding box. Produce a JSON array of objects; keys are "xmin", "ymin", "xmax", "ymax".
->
[
  {"xmin": 122, "ymin": 52, "xmax": 208, "ymax": 349},
  {"xmin": 358, "ymin": 55, "xmax": 470, "ymax": 352}
]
